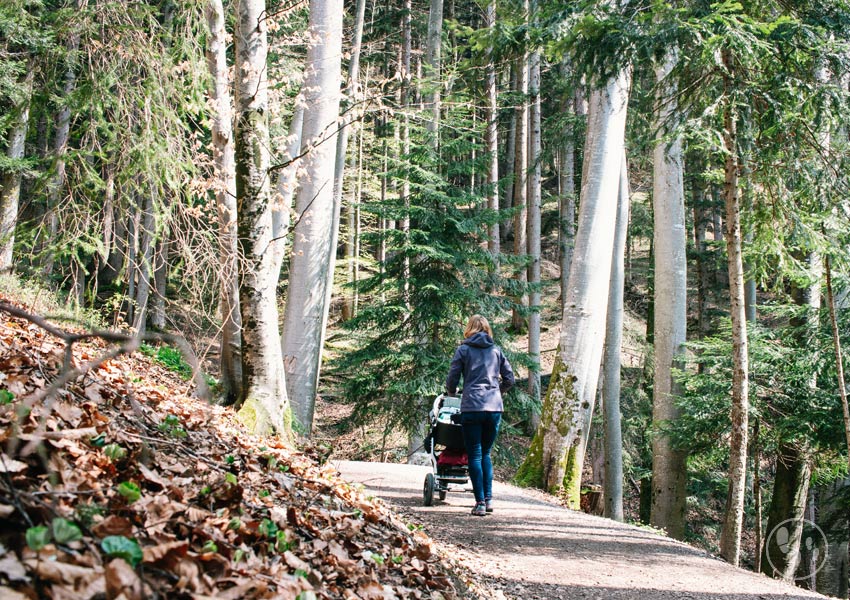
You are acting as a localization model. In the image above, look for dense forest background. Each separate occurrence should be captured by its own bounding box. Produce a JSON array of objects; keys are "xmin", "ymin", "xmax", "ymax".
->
[{"xmin": 1, "ymin": 0, "xmax": 850, "ymax": 596}]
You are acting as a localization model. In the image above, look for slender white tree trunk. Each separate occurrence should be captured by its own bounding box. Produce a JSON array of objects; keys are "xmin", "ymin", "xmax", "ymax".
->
[
  {"xmin": 515, "ymin": 65, "xmax": 632, "ymax": 502},
  {"xmin": 234, "ymin": 0, "xmax": 290, "ymax": 435},
  {"xmin": 206, "ymin": 0, "xmax": 242, "ymax": 402},
  {"xmin": 527, "ymin": 1, "xmax": 542, "ymax": 401},
  {"xmin": 272, "ymin": 103, "xmax": 305, "ymax": 278},
  {"xmin": 280, "ymin": 0, "xmax": 344, "ymax": 434},
  {"xmin": 718, "ymin": 48, "xmax": 749, "ymax": 565},
  {"xmin": 650, "ymin": 49, "xmax": 689, "ymax": 541},
  {"xmin": 485, "ymin": 1, "xmax": 499, "ymax": 258},
  {"xmin": 558, "ymin": 60, "xmax": 576, "ymax": 311},
  {"xmin": 0, "ymin": 68, "xmax": 33, "ymax": 271},
  {"xmin": 511, "ymin": 47, "xmax": 529, "ymax": 332},
  {"xmin": 603, "ymin": 151, "xmax": 629, "ymax": 522}
]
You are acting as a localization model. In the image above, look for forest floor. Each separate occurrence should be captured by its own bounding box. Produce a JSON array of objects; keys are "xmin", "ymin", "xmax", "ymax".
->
[{"xmin": 335, "ymin": 461, "xmax": 827, "ymax": 600}]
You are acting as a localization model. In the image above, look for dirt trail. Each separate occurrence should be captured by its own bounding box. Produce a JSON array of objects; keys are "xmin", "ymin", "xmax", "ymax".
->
[{"xmin": 334, "ymin": 461, "xmax": 826, "ymax": 600}]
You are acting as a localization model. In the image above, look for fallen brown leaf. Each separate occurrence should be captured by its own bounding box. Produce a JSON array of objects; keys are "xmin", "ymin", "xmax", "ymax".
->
[{"xmin": 104, "ymin": 558, "xmax": 143, "ymax": 600}]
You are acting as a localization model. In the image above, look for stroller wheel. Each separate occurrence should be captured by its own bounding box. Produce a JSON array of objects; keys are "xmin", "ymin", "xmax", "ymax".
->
[
  {"xmin": 423, "ymin": 473, "xmax": 435, "ymax": 506},
  {"xmin": 439, "ymin": 488, "xmax": 447, "ymax": 501}
]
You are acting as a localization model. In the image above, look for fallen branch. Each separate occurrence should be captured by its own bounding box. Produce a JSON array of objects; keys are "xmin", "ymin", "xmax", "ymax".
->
[{"xmin": 0, "ymin": 299, "xmax": 211, "ymax": 457}]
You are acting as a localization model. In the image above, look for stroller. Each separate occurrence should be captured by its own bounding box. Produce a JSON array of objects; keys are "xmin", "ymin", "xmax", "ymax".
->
[{"xmin": 421, "ymin": 394, "xmax": 469, "ymax": 505}]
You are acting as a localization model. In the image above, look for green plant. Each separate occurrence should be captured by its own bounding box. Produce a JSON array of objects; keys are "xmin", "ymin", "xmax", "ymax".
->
[
  {"xmin": 117, "ymin": 481, "xmax": 141, "ymax": 504},
  {"xmin": 101, "ymin": 535, "xmax": 143, "ymax": 567},
  {"xmin": 154, "ymin": 345, "xmax": 192, "ymax": 379},
  {"xmin": 103, "ymin": 443, "xmax": 127, "ymax": 461},
  {"xmin": 0, "ymin": 390, "xmax": 13, "ymax": 405},
  {"xmin": 157, "ymin": 414, "xmax": 188, "ymax": 438},
  {"xmin": 201, "ymin": 540, "xmax": 218, "ymax": 554},
  {"xmin": 75, "ymin": 503, "xmax": 105, "ymax": 527},
  {"xmin": 26, "ymin": 525, "xmax": 50, "ymax": 551},
  {"xmin": 51, "ymin": 518, "xmax": 82, "ymax": 544},
  {"xmin": 258, "ymin": 518, "xmax": 277, "ymax": 538}
]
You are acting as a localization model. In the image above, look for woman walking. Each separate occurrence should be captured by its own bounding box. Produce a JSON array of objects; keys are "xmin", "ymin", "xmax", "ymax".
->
[{"xmin": 445, "ymin": 315, "xmax": 515, "ymax": 516}]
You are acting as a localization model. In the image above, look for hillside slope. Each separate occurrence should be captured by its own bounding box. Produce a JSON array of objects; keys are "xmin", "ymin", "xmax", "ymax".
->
[{"xmin": 0, "ymin": 296, "xmax": 474, "ymax": 599}]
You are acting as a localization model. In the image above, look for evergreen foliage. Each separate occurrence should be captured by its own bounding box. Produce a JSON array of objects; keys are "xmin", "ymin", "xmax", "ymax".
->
[{"xmin": 331, "ymin": 99, "xmax": 531, "ymax": 434}]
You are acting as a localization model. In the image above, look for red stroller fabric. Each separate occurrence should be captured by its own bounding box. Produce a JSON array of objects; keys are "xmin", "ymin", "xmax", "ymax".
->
[{"xmin": 437, "ymin": 447, "xmax": 468, "ymax": 466}]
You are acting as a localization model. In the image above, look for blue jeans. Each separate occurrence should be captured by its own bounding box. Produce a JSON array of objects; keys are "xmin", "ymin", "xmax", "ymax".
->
[{"xmin": 461, "ymin": 411, "xmax": 502, "ymax": 503}]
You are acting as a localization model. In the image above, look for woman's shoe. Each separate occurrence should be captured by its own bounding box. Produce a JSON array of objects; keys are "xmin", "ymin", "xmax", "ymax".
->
[
  {"xmin": 471, "ymin": 502, "xmax": 487, "ymax": 516},
  {"xmin": 485, "ymin": 498, "xmax": 493, "ymax": 513}
]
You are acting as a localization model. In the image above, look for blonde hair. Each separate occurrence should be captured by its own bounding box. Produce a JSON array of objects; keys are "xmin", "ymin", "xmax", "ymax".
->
[{"xmin": 464, "ymin": 314, "xmax": 493, "ymax": 339}]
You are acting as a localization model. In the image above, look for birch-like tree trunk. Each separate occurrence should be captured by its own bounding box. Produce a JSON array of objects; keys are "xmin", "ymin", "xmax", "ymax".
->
[
  {"xmin": 603, "ymin": 151, "xmax": 629, "ymax": 522},
  {"xmin": 0, "ymin": 68, "xmax": 33, "ymax": 271},
  {"xmin": 205, "ymin": 0, "xmax": 242, "ymax": 402},
  {"xmin": 485, "ymin": 1, "xmax": 499, "ymax": 258},
  {"xmin": 272, "ymin": 104, "xmax": 305, "ymax": 278},
  {"xmin": 234, "ymin": 0, "xmax": 289, "ymax": 435},
  {"xmin": 515, "ymin": 65, "xmax": 632, "ymax": 504},
  {"xmin": 558, "ymin": 60, "xmax": 576, "ymax": 311},
  {"xmin": 526, "ymin": 2, "xmax": 541, "ymax": 401},
  {"xmin": 718, "ymin": 48, "xmax": 749, "ymax": 564},
  {"xmin": 650, "ymin": 49, "xmax": 688, "ymax": 541},
  {"xmin": 280, "ymin": 0, "xmax": 344, "ymax": 434}
]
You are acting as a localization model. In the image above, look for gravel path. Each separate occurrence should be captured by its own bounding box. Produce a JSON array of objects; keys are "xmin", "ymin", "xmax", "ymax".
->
[{"xmin": 333, "ymin": 461, "xmax": 827, "ymax": 600}]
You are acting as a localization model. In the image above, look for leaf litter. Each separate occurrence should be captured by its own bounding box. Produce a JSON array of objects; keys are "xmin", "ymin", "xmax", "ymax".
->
[{"xmin": 0, "ymin": 297, "xmax": 469, "ymax": 599}]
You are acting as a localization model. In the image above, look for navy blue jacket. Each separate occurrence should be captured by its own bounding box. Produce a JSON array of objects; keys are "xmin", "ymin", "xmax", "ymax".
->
[{"xmin": 445, "ymin": 332, "xmax": 515, "ymax": 412}]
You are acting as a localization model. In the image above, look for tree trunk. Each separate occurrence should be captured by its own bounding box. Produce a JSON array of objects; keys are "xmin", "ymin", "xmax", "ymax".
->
[
  {"xmin": 150, "ymin": 236, "xmax": 168, "ymax": 330},
  {"xmin": 44, "ymin": 2, "xmax": 87, "ymax": 277},
  {"xmin": 132, "ymin": 191, "xmax": 156, "ymax": 337},
  {"xmin": 206, "ymin": 0, "xmax": 242, "ymax": 403},
  {"xmin": 399, "ymin": 0, "xmax": 412, "ymax": 309},
  {"xmin": 0, "ymin": 67, "xmax": 33, "ymax": 271},
  {"xmin": 826, "ymin": 256, "xmax": 850, "ymax": 469},
  {"xmin": 272, "ymin": 104, "xmax": 305, "ymax": 278},
  {"xmin": 97, "ymin": 169, "xmax": 122, "ymax": 299},
  {"xmin": 718, "ymin": 48, "xmax": 750, "ymax": 564},
  {"xmin": 514, "ymin": 64, "xmax": 632, "ymax": 504},
  {"xmin": 125, "ymin": 203, "xmax": 140, "ymax": 326},
  {"xmin": 762, "ymin": 444, "xmax": 812, "ymax": 579},
  {"xmin": 558, "ymin": 60, "xmax": 576, "ymax": 312},
  {"xmin": 527, "ymin": 3, "xmax": 541, "ymax": 401},
  {"xmin": 424, "ymin": 0, "xmax": 443, "ymax": 141},
  {"xmin": 485, "ymin": 1, "xmax": 499, "ymax": 259},
  {"xmin": 511, "ymin": 48, "xmax": 529, "ymax": 333},
  {"xmin": 501, "ymin": 63, "xmax": 517, "ymax": 242},
  {"xmin": 753, "ymin": 417, "xmax": 763, "ymax": 573},
  {"xmin": 234, "ymin": 0, "xmax": 290, "ymax": 435},
  {"xmin": 650, "ymin": 49, "xmax": 688, "ymax": 541},
  {"xmin": 603, "ymin": 151, "xmax": 629, "ymax": 522},
  {"xmin": 335, "ymin": 0, "xmax": 367, "ymax": 323},
  {"xmin": 691, "ymin": 160, "xmax": 711, "ymax": 340},
  {"xmin": 280, "ymin": 0, "xmax": 344, "ymax": 434}
]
